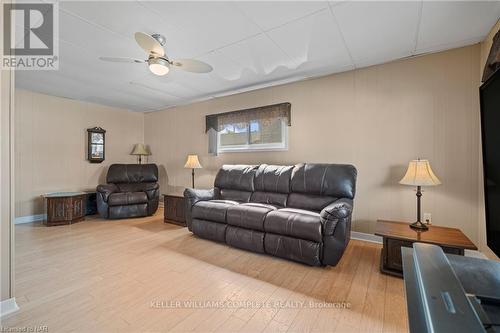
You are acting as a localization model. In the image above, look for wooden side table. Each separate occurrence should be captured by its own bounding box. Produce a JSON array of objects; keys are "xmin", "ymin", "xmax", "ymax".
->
[
  {"xmin": 163, "ymin": 191, "xmax": 186, "ymax": 226},
  {"xmin": 43, "ymin": 192, "xmax": 86, "ymax": 226},
  {"xmin": 375, "ymin": 219, "xmax": 477, "ymax": 277}
]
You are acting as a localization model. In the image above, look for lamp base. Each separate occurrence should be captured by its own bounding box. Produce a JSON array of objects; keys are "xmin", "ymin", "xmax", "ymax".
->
[
  {"xmin": 409, "ymin": 220, "xmax": 429, "ymax": 231},
  {"xmin": 191, "ymin": 169, "xmax": 195, "ymax": 188}
]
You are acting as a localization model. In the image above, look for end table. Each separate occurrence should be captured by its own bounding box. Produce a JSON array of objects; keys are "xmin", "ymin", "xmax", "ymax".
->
[
  {"xmin": 42, "ymin": 192, "xmax": 86, "ymax": 226},
  {"xmin": 375, "ymin": 219, "xmax": 477, "ymax": 277},
  {"xmin": 163, "ymin": 191, "xmax": 186, "ymax": 226}
]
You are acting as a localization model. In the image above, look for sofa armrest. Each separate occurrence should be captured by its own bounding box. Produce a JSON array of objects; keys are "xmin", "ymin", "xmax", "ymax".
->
[
  {"xmin": 184, "ymin": 188, "xmax": 215, "ymax": 231},
  {"xmin": 184, "ymin": 188, "xmax": 214, "ymax": 207},
  {"xmin": 96, "ymin": 184, "xmax": 118, "ymax": 202},
  {"xmin": 320, "ymin": 198, "xmax": 353, "ymax": 235}
]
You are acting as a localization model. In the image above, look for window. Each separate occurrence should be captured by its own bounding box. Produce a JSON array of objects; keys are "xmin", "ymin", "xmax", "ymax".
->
[
  {"xmin": 206, "ymin": 102, "xmax": 291, "ymax": 154},
  {"xmin": 217, "ymin": 117, "xmax": 288, "ymax": 152}
]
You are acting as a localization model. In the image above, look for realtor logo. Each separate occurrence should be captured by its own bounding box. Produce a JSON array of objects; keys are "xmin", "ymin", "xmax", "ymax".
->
[{"xmin": 2, "ymin": 2, "xmax": 59, "ymax": 70}]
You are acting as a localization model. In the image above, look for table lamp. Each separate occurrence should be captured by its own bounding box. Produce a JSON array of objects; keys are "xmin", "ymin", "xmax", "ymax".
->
[
  {"xmin": 399, "ymin": 159, "xmax": 441, "ymax": 230},
  {"xmin": 131, "ymin": 144, "xmax": 151, "ymax": 164},
  {"xmin": 184, "ymin": 154, "xmax": 202, "ymax": 188}
]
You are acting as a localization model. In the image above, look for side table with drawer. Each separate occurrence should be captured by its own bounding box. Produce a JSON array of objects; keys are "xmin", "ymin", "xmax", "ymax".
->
[{"xmin": 375, "ymin": 219, "xmax": 477, "ymax": 278}]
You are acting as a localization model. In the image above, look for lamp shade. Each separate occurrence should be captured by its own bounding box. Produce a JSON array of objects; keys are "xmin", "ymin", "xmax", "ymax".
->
[
  {"xmin": 184, "ymin": 155, "xmax": 202, "ymax": 169},
  {"xmin": 399, "ymin": 159, "xmax": 441, "ymax": 186},
  {"xmin": 130, "ymin": 144, "xmax": 151, "ymax": 156}
]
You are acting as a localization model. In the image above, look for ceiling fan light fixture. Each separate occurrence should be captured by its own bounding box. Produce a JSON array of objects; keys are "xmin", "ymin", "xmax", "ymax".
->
[
  {"xmin": 100, "ymin": 31, "xmax": 212, "ymax": 76},
  {"xmin": 148, "ymin": 57, "xmax": 170, "ymax": 76}
]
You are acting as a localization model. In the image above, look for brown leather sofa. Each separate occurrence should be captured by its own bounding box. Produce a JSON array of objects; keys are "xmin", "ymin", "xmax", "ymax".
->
[
  {"xmin": 97, "ymin": 164, "xmax": 159, "ymax": 219},
  {"xmin": 184, "ymin": 163, "xmax": 357, "ymax": 266}
]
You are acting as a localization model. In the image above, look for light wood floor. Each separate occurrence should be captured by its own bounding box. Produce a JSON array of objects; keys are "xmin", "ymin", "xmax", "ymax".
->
[{"xmin": 2, "ymin": 209, "xmax": 408, "ymax": 333}]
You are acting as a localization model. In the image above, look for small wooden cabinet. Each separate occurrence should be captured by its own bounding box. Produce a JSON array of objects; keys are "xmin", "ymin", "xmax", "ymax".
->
[
  {"xmin": 163, "ymin": 193, "xmax": 186, "ymax": 226},
  {"xmin": 43, "ymin": 192, "xmax": 86, "ymax": 226},
  {"xmin": 375, "ymin": 219, "xmax": 477, "ymax": 277}
]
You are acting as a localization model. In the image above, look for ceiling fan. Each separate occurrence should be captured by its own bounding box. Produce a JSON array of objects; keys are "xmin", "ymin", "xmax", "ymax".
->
[{"xmin": 99, "ymin": 32, "xmax": 213, "ymax": 76}]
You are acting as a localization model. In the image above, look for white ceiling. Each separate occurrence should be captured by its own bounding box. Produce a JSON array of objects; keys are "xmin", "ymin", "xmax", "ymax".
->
[{"xmin": 15, "ymin": 1, "xmax": 500, "ymax": 112}]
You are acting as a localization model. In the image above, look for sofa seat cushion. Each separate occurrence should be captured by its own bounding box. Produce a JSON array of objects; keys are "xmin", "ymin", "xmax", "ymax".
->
[
  {"xmin": 192, "ymin": 219, "xmax": 227, "ymax": 243},
  {"xmin": 226, "ymin": 226, "xmax": 265, "ymax": 253},
  {"xmin": 250, "ymin": 191, "xmax": 288, "ymax": 207},
  {"xmin": 192, "ymin": 200, "xmax": 239, "ymax": 223},
  {"xmin": 264, "ymin": 208, "xmax": 322, "ymax": 242},
  {"xmin": 227, "ymin": 203, "xmax": 277, "ymax": 231},
  {"xmin": 265, "ymin": 233, "xmax": 321, "ymax": 266},
  {"xmin": 108, "ymin": 192, "xmax": 148, "ymax": 206}
]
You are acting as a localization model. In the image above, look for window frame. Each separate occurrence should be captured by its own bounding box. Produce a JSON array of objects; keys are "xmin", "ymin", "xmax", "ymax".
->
[{"xmin": 217, "ymin": 119, "xmax": 288, "ymax": 153}]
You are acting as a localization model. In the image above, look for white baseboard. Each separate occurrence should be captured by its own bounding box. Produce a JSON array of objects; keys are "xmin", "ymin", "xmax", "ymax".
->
[
  {"xmin": 351, "ymin": 231, "xmax": 382, "ymax": 244},
  {"xmin": 15, "ymin": 214, "xmax": 45, "ymax": 224},
  {"xmin": 0, "ymin": 297, "xmax": 19, "ymax": 318}
]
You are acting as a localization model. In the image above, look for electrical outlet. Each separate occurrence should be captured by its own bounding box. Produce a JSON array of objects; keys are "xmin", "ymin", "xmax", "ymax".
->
[{"xmin": 424, "ymin": 213, "xmax": 432, "ymax": 225}]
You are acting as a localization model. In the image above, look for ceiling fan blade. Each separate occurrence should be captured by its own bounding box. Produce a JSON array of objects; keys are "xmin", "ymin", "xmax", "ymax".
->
[
  {"xmin": 99, "ymin": 57, "xmax": 145, "ymax": 63},
  {"xmin": 172, "ymin": 59, "xmax": 213, "ymax": 73},
  {"xmin": 134, "ymin": 32, "xmax": 165, "ymax": 57}
]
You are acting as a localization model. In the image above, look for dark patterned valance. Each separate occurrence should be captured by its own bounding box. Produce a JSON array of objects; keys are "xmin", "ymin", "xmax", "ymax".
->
[
  {"xmin": 482, "ymin": 30, "xmax": 500, "ymax": 83},
  {"xmin": 205, "ymin": 102, "xmax": 291, "ymax": 132}
]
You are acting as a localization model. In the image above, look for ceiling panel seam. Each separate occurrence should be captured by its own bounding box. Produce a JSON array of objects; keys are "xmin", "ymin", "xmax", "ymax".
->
[
  {"xmin": 228, "ymin": 2, "xmax": 296, "ymax": 66},
  {"xmin": 60, "ymin": 7, "xmax": 134, "ymax": 43},
  {"xmin": 327, "ymin": 2, "xmax": 356, "ymax": 69},
  {"xmin": 413, "ymin": 0, "xmax": 424, "ymax": 54}
]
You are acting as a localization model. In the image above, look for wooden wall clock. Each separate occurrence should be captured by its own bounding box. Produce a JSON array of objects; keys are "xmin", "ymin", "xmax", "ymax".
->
[{"xmin": 87, "ymin": 127, "xmax": 106, "ymax": 163}]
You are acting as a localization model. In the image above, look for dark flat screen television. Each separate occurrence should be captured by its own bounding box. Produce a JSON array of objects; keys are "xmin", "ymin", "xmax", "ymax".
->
[{"xmin": 480, "ymin": 68, "xmax": 500, "ymax": 257}]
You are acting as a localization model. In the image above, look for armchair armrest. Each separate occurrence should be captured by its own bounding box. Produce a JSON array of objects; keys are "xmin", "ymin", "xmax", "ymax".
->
[
  {"xmin": 143, "ymin": 183, "xmax": 160, "ymax": 200},
  {"xmin": 320, "ymin": 198, "xmax": 353, "ymax": 235},
  {"xmin": 96, "ymin": 184, "xmax": 118, "ymax": 202}
]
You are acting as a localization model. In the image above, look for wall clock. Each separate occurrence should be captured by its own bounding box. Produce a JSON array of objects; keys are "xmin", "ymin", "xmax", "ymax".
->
[{"xmin": 87, "ymin": 127, "xmax": 106, "ymax": 163}]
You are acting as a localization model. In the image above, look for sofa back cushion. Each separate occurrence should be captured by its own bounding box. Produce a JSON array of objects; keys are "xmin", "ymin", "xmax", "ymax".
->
[
  {"xmin": 107, "ymin": 164, "xmax": 158, "ymax": 184},
  {"xmin": 286, "ymin": 193, "xmax": 337, "ymax": 212},
  {"xmin": 287, "ymin": 163, "xmax": 357, "ymax": 211},
  {"xmin": 254, "ymin": 164, "xmax": 293, "ymax": 193},
  {"xmin": 214, "ymin": 165, "xmax": 257, "ymax": 202},
  {"xmin": 250, "ymin": 164, "xmax": 293, "ymax": 206},
  {"xmin": 291, "ymin": 163, "xmax": 357, "ymax": 198},
  {"xmin": 211, "ymin": 163, "xmax": 357, "ymax": 209},
  {"xmin": 216, "ymin": 189, "xmax": 252, "ymax": 202}
]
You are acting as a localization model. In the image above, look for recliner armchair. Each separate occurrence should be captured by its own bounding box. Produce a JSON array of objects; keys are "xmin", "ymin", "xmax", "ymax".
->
[{"xmin": 97, "ymin": 164, "xmax": 159, "ymax": 219}]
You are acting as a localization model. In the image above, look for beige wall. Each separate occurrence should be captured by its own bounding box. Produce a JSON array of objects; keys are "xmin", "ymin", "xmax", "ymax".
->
[
  {"xmin": 15, "ymin": 90, "xmax": 144, "ymax": 217},
  {"xmin": 145, "ymin": 45, "xmax": 481, "ymax": 242},
  {"xmin": 478, "ymin": 20, "xmax": 500, "ymax": 258}
]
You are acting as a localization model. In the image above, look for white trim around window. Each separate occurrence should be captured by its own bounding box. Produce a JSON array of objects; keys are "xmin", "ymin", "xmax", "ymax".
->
[{"xmin": 217, "ymin": 120, "xmax": 288, "ymax": 153}]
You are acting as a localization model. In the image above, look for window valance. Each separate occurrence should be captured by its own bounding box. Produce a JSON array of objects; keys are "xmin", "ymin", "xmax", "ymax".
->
[
  {"xmin": 205, "ymin": 102, "xmax": 291, "ymax": 132},
  {"xmin": 482, "ymin": 30, "xmax": 500, "ymax": 83}
]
